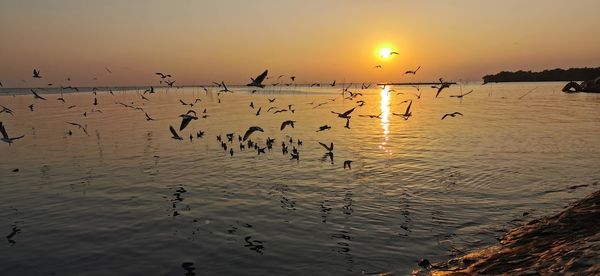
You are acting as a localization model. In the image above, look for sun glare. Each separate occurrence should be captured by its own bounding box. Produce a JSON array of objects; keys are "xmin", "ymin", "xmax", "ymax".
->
[{"xmin": 379, "ymin": 48, "xmax": 393, "ymax": 58}]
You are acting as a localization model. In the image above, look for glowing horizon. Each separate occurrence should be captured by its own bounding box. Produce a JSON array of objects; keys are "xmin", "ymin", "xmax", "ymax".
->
[{"xmin": 1, "ymin": 0, "xmax": 599, "ymax": 88}]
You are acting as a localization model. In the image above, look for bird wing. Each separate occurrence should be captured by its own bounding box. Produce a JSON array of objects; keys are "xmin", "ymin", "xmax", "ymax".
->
[
  {"xmin": 280, "ymin": 121, "xmax": 288, "ymax": 131},
  {"xmin": 0, "ymin": 122, "xmax": 8, "ymax": 139},
  {"xmin": 243, "ymin": 126, "xmax": 263, "ymax": 141},
  {"xmin": 318, "ymin": 142, "xmax": 333, "ymax": 151},
  {"xmin": 179, "ymin": 117, "xmax": 192, "ymax": 131},
  {"xmin": 145, "ymin": 113, "xmax": 152, "ymax": 120},
  {"xmin": 253, "ymin": 70, "xmax": 268, "ymax": 85},
  {"xmin": 454, "ymin": 112, "xmax": 463, "ymax": 116},
  {"xmin": 436, "ymin": 86, "xmax": 444, "ymax": 98},
  {"xmin": 341, "ymin": 107, "xmax": 356, "ymax": 117},
  {"xmin": 463, "ymin": 90, "xmax": 473, "ymax": 96},
  {"xmin": 441, "ymin": 114, "xmax": 449, "ymax": 120},
  {"xmin": 11, "ymin": 135, "xmax": 24, "ymax": 140},
  {"xmin": 169, "ymin": 126, "xmax": 181, "ymax": 138},
  {"xmin": 179, "ymin": 99, "xmax": 187, "ymax": 105},
  {"xmin": 404, "ymin": 100, "xmax": 412, "ymax": 114},
  {"xmin": 415, "ymin": 66, "xmax": 421, "ymax": 72},
  {"xmin": 221, "ymin": 81, "xmax": 228, "ymax": 91}
]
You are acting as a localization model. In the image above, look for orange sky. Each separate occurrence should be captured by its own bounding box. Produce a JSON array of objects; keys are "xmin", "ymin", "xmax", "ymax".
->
[{"xmin": 1, "ymin": 0, "xmax": 599, "ymax": 88}]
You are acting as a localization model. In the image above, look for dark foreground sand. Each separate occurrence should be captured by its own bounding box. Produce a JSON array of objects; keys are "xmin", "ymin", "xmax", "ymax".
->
[{"xmin": 414, "ymin": 189, "xmax": 600, "ymax": 275}]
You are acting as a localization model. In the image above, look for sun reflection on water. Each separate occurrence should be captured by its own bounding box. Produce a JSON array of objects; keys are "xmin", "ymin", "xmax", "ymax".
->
[{"xmin": 379, "ymin": 85, "xmax": 392, "ymax": 155}]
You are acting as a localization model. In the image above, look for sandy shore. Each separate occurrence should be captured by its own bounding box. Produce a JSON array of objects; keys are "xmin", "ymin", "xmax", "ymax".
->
[{"xmin": 414, "ymin": 189, "xmax": 600, "ymax": 275}]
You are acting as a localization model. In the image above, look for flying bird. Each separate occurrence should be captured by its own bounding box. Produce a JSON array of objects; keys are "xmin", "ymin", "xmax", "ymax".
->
[
  {"xmin": 280, "ymin": 120, "xmax": 295, "ymax": 131},
  {"xmin": 31, "ymin": 90, "xmax": 46, "ymax": 100},
  {"xmin": 155, "ymin": 72, "xmax": 172, "ymax": 79},
  {"xmin": 169, "ymin": 126, "xmax": 183, "ymax": 140},
  {"xmin": 316, "ymin": 125, "xmax": 331, "ymax": 132},
  {"xmin": 449, "ymin": 90, "xmax": 474, "ymax": 99},
  {"xmin": 255, "ymin": 107, "xmax": 261, "ymax": 116},
  {"xmin": 179, "ymin": 110, "xmax": 198, "ymax": 131},
  {"xmin": 243, "ymin": 126, "xmax": 264, "ymax": 141},
  {"xmin": 0, "ymin": 105, "xmax": 15, "ymax": 116},
  {"xmin": 220, "ymin": 81, "xmax": 233, "ymax": 92},
  {"xmin": 32, "ymin": 69, "xmax": 42, "ymax": 78},
  {"xmin": 246, "ymin": 69, "xmax": 268, "ymax": 88},
  {"xmin": 404, "ymin": 66, "xmax": 421, "ymax": 75},
  {"xmin": 165, "ymin": 80, "xmax": 175, "ymax": 87},
  {"xmin": 0, "ymin": 122, "xmax": 25, "ymax": 145},
  {"xmin": 28, "ymin": 104, "xmax": 34, "ymax": 112},
  {"xmin": 343, "ymin": 160, "xmax": 352, "ymax": 170},
  {"xmin": 65, "ymin": 121, "xmax": 89, "ymax": 135},
  {"xmin": 331, "ymin": 107, "xmax": 355, "ymax": 119},
  {"xmin": 144, "ymin": 112, "xmax": 155, "ymax": 121},
  {"xmin": 441, "ymin": 112, "xmax": 463, "ymax": 120}
]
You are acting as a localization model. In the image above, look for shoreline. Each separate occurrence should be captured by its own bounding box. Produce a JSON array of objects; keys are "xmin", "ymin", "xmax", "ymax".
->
[{"xmin": 414, "ymin": 189, "xmax": 600, "ymax": 275}]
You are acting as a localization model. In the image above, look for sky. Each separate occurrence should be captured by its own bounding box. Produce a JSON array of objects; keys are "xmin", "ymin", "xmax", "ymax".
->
[{"xmin": 1, "ymin": 0, "xmax": 599, "ymax": 87}]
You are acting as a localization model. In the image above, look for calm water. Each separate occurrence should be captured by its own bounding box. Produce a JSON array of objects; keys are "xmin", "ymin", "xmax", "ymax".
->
[{"xmin": 1, "ymin": 83, "xmax": 599, "ymax": 275}]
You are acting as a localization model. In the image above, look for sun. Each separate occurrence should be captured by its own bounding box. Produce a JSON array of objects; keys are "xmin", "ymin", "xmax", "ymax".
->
[{"xmin": 379, "ymin": 47, "xmax": 393, "ymax": 58}]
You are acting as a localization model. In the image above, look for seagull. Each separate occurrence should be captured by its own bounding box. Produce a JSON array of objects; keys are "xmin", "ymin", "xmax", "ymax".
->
[
  {"xmin": 32, "ymin": 69, "xmax": 42, "ymax": 78},
  {"xmin": 0, "ymin": 105, "xmax": 15, "ymax": 116},
  {"xmin": 155, "ymin": 72, "xmax": 172, "ymax": 79},
  {"xmin": 268, "ymin": 98, "xmax": 276, "ymax": 103},
  {"xmin": 319, "ymin": 142, "xmax": 333, "ymax": 152},
  {"xmin": 105, "ymin": 67, "xmax": 112, "ymax": 74},
  {"xmin": 331, "ymin": 107, "xmax": 355, "ymax": 119},
  {"xmin": 316, "ymin": 125, "xmax": 331, "ymax": 132},
  {"xmin": 28, "ymin": 104, "xmax": 34, "ymax": 112},
  {"xmin": 449, "ymin": 90, "xmax": 473, "ymax": 99},
  {"xmin": 441, "ymin": 112, "xmax": 463, "ymax": 120},
  {"xmin": 179, "ymin": 99, "xmax": 192, "ymax": 106},
  {"xmin": 246, "ymin": 69, "xmax": 268, "ymax": 88},
  {"xmin": 93, "ymin": 97, "xmax": 98, "ymax": 105},
  {"xmin": 397, "ymin": 100, "xmax": 413, "ymax": 120},
  {"xmin": 343, "ymin": 160, "xmax": 352, "ymax": 170},
  {"xmin": 280, "ymin": 120, "xmax": 295, "ymax": 131},
  {"xmin": 144, "ymin": 112, "xmax": 155, "ymax": 121},
  {"xmin": 434, "ymin": 78, "xmax": 452, "ymax": 98},
  {"xmin": 249, "ymin": 101, "xmax": 254, "ymax": 108},
  {"xmin": 179, "ymin": 110, "xmax": 198, "ymax": 131},
  {"xmin": 255, "ymin": 107, "xmax": 261, "ymax": 116},
  {"xmin": 374, "ymin": 65, "xmax": 382, "ymax": 69},
  {"xmin": 169, "ymin": 126, "xmax": 183, "ymax": 140},
  {"xmin": 65, "ymin": 121, "xmax": 89, "ymax": 135},
  {"xmin": 144, "ymin": 87, "xmax": 155, "ymax": 94},
  {"xmin": 165, "ymin": 80, "xmax": 175, "ymax": 87},
  {"xmin": 330, "ymin": 80, "xmax": 336, "ymax": 87},
  {"xmin": 220, "ymin": 81, "xmax": 232, "ymax": 92},
  {"xmin": 290, "ymin": 76, "xmax": 296, "ymax": 81},
  {"xmin": 404, "ymin": 66, "xmax": 421, "ymax": 75},
  {"xmin": 359, "ymin": 114, "xmax": 381, "ymax": 119},
  {"xmin": 0, "ymin": 122, "xmax": 24, "ymax": 145},
  {"xmin": 243, "ymin": 126, "xmax": 264, "ymax": 141},
  {"xmin": 31, "ymin": 89, "xmax": 46, "ymax": 100},
  {"xmin": 319, "ymin": 142, "xmax": 334, "ymax": 164}
]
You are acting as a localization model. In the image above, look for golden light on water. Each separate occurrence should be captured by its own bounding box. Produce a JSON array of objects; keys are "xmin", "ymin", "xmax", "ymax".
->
[{"xmin": 379, "ymin": 85, "xmax": 392, "ymax": 155}]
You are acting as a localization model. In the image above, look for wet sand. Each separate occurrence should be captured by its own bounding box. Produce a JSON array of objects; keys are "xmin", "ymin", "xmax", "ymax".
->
[{"xmin": 415, "ymin": 189, "xmax": 600, "ymax": 275}]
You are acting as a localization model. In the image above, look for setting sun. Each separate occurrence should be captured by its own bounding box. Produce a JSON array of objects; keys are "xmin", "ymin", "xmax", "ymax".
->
[{"xmin": 379, "ymin": 47, "xmax": 393, "ymax": 58}]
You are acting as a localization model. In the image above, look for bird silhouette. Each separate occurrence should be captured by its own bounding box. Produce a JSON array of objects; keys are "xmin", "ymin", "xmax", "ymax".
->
[
  {"xmin": 331, "ymin": 107, "xmax": 355, "ymax": 119},
  {"xmin": 31, "ymin": 89, "xmax": 46, "ymax": 100},
  {"xmin": 179, "ymin": 110, "xmax": 198, "ymax": 131},
  {"xmin": 0, "ymin": 122, "xmax": 25, "ymax": 145},
  {"xmin": 343, "ymin": 160, "xmax": 352, "ymax": 170},
  {"xmin": 280, "ymin": 120, "xmax": 295, "ymax": 130},
  {"xmin": 32, "ymin": 69, "xmax": 42, "ymax": 78},
  {"xmin": 404, "ymin": 66, "xmax": 421, "ymax": 75},
  {"xmin": 169, "ymin": 126, "xmax": 183, "ymax": 140},
  {"xmin": 243, "ymin": 126, "xmax": 264, "ymax": 141},
  {"xmin": 316, "ymin": 125, "xmax": 331, "ymax": 132},
  {"xmin": 441, "ymin": 112, "xmax": 463, "ymax": 120},
  {"xmin": 246, "ymin": 70, "xmax": 268, "ymax": 88}
]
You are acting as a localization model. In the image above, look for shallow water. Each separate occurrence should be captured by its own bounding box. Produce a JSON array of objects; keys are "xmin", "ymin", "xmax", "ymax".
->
[{"xmin": 1, "ymin": 82, "xmax": 599, "ymax": 275}]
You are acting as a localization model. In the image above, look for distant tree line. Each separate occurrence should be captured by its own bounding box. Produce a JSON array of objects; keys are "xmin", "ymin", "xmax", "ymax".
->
[{"xmin": 482, "ymin": 67, "xmax": 600, "ymax": 83}]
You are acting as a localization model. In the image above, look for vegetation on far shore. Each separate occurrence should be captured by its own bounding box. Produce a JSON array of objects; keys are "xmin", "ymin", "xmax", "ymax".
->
[{"xmin": 482, "ymin": 67, "xmax": 600, "ymax": 83}]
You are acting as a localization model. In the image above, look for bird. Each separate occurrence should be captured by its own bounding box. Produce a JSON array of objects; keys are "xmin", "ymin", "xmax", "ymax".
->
[
  {"xmin": 434, "ymin": 78, "xmax": 452, "ymax": 98},
  {"xmin": 165, "ymin": 80, "xmax": 175, "ymax": 87},
  {"xmin": 331, "ymin": 107, "xmax": 355, "ymax": 119},
  {"xmin": 441, "ymin": 112, "xmax": 463, "ymax": 120},
  {"xmin": 249, "ymin": 102, "xmax": 254, "ymax": 108},
  {"xmin": 144, "ymin": 87, "xmax": 155, "ymax": 94},
  {"xmin": 343, "ymin": 160, "xmax": 352, "ymax": 170},
  {"xmin": 359, "ymin": 114, "xmax": 381, "ymax": 119},
  {"xmin": 319, "ymin": 142, "xmax": 334, "ymax": 164},
  {"xmin": 268, "ymin": 98, "xmax": 276, "ymax": 103},
  {"xmin": 449, "ymin": 90, "xmax": 473, "ymax": 99},
  {"xmin": 399, "ymin": 100, "xmax": 413, "ymax": 120},
  {"xmin": 374, "ymin": 65, "xmax": 382, "ymax": 69},
  {"xmin": 31, "ymin": 89, "xmax": 46, "ymax": 100},
  {"xmin": 179, "ymin": 110, "xmax": 198, "ymax": 131},
  {"xmin": 255, "ymin": 107, "xmax": 261, "ymax": 116},
  {"xmin": 246, "ymin": 69, "xmax": 268, "ymax": 88},
  {"xmin": 330, "ymin": 80, "xmax": 336, "ymax": 87},
  {"xmin": 290, "ymin": 76, "xmax": 296, "ymax": 81},
  {"xmin": 65, "ymin": 121, "xmax": 89, "ymax": 135},
  {"xmin": 155, "ymin": 72, "xmax": 172, "ymax": 79},
  {"xmin": 280, "ymin": 120, "xmax": 295, "ymax": 131},
  {"xmin": 144, "ymin": 112, "xmax": 155, "ymax": 121},
  {"xmin": 319, "ymin": 142, "xmax": 334, "ymax": 152},
  {"xmin": 404, "ymin": 66, "xmax": 421, "ymax": 75},
  {"xmin": 32, "ymin": 69, "xmax": 42, "ymax": 78},
  {"xmin": 93, "ymin": 98, "xmax": 98, "ymax": 105},
  {"xmin": 243, "ymin": 126, "xmax": 264, "ymax": 141},
  {"xmin": 316, "ymin": 125, "xmax": 331, "ymax": 132},
  {"xmin": 169, "ymin": 126, "xmax": 183, "ymax": 140},
  {"xmin": 0, "ymin": 122, "xmax": 25, "ymax": 145},
  {"xmin": 0, "ymin": 105, "xmax": 15, "ymax": 116},
  {"xmin": 28, "ymin": 104, "xmax": 34, "ymax": 112},
  {"xmin": 220, "ymin": 81, "xmax": 232, "ymax": 92}
]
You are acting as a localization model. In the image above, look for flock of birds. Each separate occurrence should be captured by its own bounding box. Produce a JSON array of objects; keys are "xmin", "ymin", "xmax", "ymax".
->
[{"xmin": 1, "ymin": 67, "xmax": 472, "ymax": 172}]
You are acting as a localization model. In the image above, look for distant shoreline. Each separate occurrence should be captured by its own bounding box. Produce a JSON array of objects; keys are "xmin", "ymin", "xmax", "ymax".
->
[{"xmin": 482, "ymin": 67, "xmax": 600, "ymax": 84}]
